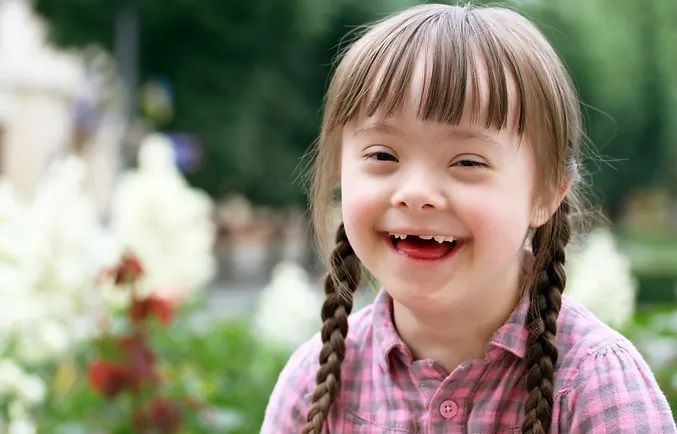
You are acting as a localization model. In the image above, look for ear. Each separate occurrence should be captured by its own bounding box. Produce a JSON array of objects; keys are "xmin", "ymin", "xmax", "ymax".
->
[{"xmin": 530, "ymin": 176, "xmax": 574, "ymax": 228}]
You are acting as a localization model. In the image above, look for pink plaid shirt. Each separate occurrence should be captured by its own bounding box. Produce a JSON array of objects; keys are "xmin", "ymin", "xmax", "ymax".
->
[{"xmin": 262, "ymin": 289, "xmax": 676, "ymax": 433}]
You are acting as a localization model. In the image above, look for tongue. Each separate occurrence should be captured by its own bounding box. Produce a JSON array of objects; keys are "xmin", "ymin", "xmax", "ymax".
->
[{"xmin": 395, "ymin": 238, "xmax": 453, "ymax": 259}]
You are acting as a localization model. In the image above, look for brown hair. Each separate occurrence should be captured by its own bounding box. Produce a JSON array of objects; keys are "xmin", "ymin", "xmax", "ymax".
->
[{"xmin": 304, "ymin": 4, "xmax": 584, "ymax": 433}]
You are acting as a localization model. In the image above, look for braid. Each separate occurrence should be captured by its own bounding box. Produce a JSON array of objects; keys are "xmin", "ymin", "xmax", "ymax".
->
[
  {"xmin": 302, "ymin": 223, "xmax": 361, "ymax": 434},
  {"xmin": 522, "ymin": 202, "xmax": 570, "ymax": 434}
]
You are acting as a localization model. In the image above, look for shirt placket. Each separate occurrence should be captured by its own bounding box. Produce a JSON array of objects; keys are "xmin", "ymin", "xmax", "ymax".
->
[{"xmin": 417, "ymin": 359, "xmax": 485, "ymax": 434}]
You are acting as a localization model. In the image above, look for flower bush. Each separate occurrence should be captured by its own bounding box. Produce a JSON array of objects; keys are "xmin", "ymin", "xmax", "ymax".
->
[
  {"xmin": 111, "ymin": 133, "xmax": 216, "ymax": 301},
  {"xmin": 0, "ymin": 132, "xmax": 216, "ymax": 432},
  {"xmin": 253, "ymin": 260, "xmax": 322, "ymax": 350},
  {"xmin": 622, "ymin": 306, "xmax": 677, "ymax": 412},
  {"xmin": 0, "ymin": 157, "xmax": 119, "ymax": 433},
  {"xmin": 566, "ymin": 228, "xmax": 638, "ymax": 329},
  {"xmin": 86, "ymin": 253, "xmax": 182, "ymax": 434},
  {"xmin": 39, "ymin": 292, "xmax": 288, "ymax": 433}
]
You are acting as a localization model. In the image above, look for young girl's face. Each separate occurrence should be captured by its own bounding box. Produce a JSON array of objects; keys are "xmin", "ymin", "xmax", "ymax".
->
[{"xmin": 339, "ymin": 65, "xmax": 546, "ymax": 312}]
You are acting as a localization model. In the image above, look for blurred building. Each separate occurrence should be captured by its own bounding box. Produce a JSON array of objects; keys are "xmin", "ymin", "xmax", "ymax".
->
[{"xmin": 0, "ymin": 0, "xmax": 123, "ymax": 213}]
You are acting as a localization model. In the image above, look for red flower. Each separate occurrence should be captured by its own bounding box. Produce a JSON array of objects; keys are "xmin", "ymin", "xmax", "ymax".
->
[
  {"xmin": 149, "ymin": 398, "xmax": 182, "ymax": 434},
  {"xmin": 88, "ymin": 359, "xmax": 129, "ymax": 398},
  {"xmin": 130, "ymin": 295, "xmax": 174, "ymax": 326},
  {"xmin": 118, "ymin": 335, "xmax": 158, "ymax": 388},
  {"xmin": 114, "ymin": 253, "xmax": 144, "ymax": 285},
  {"xmin": 148, "ymin": 296, "xmax": 173, "ymax": 325}
]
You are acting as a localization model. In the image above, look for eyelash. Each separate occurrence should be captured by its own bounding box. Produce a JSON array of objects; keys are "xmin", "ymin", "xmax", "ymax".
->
[
  {"xmin": 364, "ymin": 152, "xmax": 487, "ymax": 168},
  {"xmin": 454, "ymin": 160, "xmax": 487, "ymax": 168},
  {"xmin": 364, "ymin": 152, "xmax": 397, "ymax": 162}
]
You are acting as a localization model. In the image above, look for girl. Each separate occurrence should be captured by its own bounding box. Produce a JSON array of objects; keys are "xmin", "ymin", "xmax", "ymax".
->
[{"xmin": 263, "ymin": 4, "xmax": 676, "ymax": 433}]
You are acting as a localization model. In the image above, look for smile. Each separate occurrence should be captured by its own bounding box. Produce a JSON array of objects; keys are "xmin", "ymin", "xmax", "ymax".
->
[
  {"xmin": 384, "ymin": 233, "xmax": 463, "ymax": 262},
  {"xmin": 389, "ymin": 233, "xmax": 456, "ymax": 243}
]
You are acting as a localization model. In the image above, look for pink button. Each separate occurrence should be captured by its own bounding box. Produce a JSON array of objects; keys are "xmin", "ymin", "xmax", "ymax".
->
[{"xmin": 439, "ymin": 399, "xmax": 458, "ymax": 419}]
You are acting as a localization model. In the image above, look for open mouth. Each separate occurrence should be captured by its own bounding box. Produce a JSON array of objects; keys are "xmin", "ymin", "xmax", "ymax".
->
[{"xmin": 386, "ymin": 233, "xmax": 460, "ymax": 260}]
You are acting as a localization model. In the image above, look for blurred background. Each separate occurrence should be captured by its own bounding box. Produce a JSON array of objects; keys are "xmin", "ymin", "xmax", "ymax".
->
[{"xmin": 0, "ymin": 0, "xmax": 674, "ymax": 432}]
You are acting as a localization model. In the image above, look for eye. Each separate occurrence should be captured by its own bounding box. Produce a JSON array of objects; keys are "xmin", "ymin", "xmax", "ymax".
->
[
  {"xmin": 365, "ymin": 152, "xmax": 398, "ymax": 162},
  {"xmin": 455, "ymin": 160, "xmax": 485, "ymax": 167},
  {"xmin": 452, "ymin": 158, "xmax": 487, "ymax": 168}
]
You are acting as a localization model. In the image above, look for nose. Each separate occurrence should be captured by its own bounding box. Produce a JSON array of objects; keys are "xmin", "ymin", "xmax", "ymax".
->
[{"xmin": 391, "ymin": 171, "xmax": 449, "ymax": 211}]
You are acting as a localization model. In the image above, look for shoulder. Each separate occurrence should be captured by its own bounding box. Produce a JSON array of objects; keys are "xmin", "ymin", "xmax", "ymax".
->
[
  {"xmin": 261, "ymin": 302, "xmax": 375, "ymax": 433},
  {"xmin": 555, "ymin": 294, "xmax": 630, "ymax": 376},
  {"xmin": 554, "ymin": 296, "xmax": 676, "ymax": 433}
]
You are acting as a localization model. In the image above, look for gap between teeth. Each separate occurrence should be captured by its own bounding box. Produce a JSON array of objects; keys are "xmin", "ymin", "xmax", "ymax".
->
[{"xmin": 390, "ymin": 234, "xmax": 456, "ymax": 243}]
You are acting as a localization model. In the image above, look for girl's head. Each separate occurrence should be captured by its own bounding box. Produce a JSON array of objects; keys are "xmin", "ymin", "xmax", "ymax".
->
[{"xmin": 305, "ymin": 4, "xmax": 582, "ymax": 434}]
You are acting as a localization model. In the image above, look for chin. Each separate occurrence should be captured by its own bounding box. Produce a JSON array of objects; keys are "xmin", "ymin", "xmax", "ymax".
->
[{"xmin": 386, "ymin": 281, "xmax": 449, "ymax": 306}]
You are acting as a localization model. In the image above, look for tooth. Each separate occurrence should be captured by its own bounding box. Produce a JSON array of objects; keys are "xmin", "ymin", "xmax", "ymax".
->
[
  {"xmin": 419, "ymin": 235, "xmax": 433, "ymax": 240},
  {"xmin": 434, "ymin": 236, "xmax": 445, "ymax": 243}
]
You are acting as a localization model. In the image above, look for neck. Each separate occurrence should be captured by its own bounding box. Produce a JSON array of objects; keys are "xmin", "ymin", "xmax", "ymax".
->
[{"xmin": 392, "ymin": 256, "xmax": 525, "ymax": 374}]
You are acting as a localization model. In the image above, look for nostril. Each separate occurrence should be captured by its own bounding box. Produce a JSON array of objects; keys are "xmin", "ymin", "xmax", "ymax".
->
[{"xmin": 397, "ymin": 203, "xmax": 436, "ymax": 210}]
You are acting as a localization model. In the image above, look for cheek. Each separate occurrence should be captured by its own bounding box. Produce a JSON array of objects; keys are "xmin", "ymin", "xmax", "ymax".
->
[
  {"xmin": 340, "ymin": 173, "xmax": 385, "ymax": 245},
  {"xmin": 341, "ymin": 183, "xmax": 381, "ymax": 232},
  {"xmin": 458, "ymin": 189, "xmax": 531, "ymax": 243}
]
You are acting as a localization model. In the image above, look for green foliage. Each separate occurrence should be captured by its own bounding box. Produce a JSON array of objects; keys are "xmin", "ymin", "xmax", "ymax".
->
[
  {"xmin": 39, "ymin": 301, "xmax": 289, "ymax": 433},
  {"xmin": 621, "ymin": 305, "xmax": 677, "ymax": 413},
  {"xmin": 618, "ymin": 230, "xmax": 677, "ymax": 303},
  {"xmin": 521, "ymin": 0, "xmax": 676, "ymax": 217},
  {"xmin": 33, "ymin": 0, "xmax": 677, "ymax": 212}
]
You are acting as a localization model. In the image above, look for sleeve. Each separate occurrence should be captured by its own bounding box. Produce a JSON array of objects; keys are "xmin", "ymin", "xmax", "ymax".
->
[
  {"xmin": 260, "ymin": 335, "xmax": 320, "ymax": 434},
  {"xmin": 559, "ymin": 339, "xmax": 676, "ymax": 433}
]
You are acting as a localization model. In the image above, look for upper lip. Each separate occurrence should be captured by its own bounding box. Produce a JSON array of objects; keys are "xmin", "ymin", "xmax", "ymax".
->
[{"xmin": 383, "ymin": 230, "xmax": 462, "ymax": 239}]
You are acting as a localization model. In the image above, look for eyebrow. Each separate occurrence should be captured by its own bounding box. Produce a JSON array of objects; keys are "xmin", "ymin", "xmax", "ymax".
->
[
  {"xmin": 352, "ymin": 122, "xmax": 402, "ymax": 137},
  {"xmin": 447, "ymin": 128, "xmax": 504, "ymax": 148},
  {"xmin": 352, "ymin": 122, "xmax": 504, "ymax": 147}
]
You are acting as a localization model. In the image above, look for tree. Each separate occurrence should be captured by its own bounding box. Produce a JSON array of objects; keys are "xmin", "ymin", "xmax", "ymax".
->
[
  {"xmin": 33, "ymin": 0, "xmax": 421, "ymax": 206},
  {"xmin": 34, "ymin": 0, "xmax": 677, "ymax": 215}
]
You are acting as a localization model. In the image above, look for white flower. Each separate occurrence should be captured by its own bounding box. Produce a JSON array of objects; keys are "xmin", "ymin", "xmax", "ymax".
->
[
  {"xmin": 566, "ymin": 228, "xmax": 637, "ymax": 329},
  {"xmin": 29, "ymin": 156, "xmax": 121, "ymax": 295},
  {"xmin": 254, "ymin": 261, "xmax": 322, "ymax": 349},
  {"xmin": 14, "ymin": 320, "xmax": 71, "ymax": 364},
  {"xmin": 7, "ymin": 400, "xmax": 37, "ymax": 434},
  {"xmin": 111, "ymin": 133, "xmax": 216, "ymax": 300},
  {"xmin": 20, "ymin": 157, "xmax": 117, "ymax": 362},
  {"xmin": 0, "ymin": 183, "xmax": 36, "ymax": 301},
  {"xmin": 0, "ymin": 157, "xmax": 119, "ymax": 366},
  {"xmin": 8, "ymin": 419, "xmax": 36, "ymax": 434},
  {"xmin": 0, "ymin": 359, "xmax": 23, "ymax": 397},
  {"xmin": 138, "ymin": 133, "xmax": 177, "ymax": 173},
  {"xmin": 0, "ymin": 359, "xmax": 46, "ymax": 406},
  {"xmin": 15, "ymin": 375, "xmax": 46, "ymax": 406}
]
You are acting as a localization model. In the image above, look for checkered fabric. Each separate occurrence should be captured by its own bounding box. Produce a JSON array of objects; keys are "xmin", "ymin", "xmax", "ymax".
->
[{"xmin": 262, "ymin": 289, "xmax": 676, "ymax": 433}]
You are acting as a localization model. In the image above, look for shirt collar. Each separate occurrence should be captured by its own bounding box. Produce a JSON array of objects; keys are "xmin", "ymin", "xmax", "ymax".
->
[
  {"xmin": 485, "ymin": 288, "xmax": 530, "ymax": 360},
  {"xmin": 371, "ymin": 285, "xmax": 531, "ymax": 371},
  {"xmin": 372, "ymin": 289, "xmax": 413, "ymax": 371}
]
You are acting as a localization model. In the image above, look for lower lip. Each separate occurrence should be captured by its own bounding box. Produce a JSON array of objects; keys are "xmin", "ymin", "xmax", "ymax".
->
[{"xmin": 383, "ymin": 234, "xmax": 463, "ymax": 265}]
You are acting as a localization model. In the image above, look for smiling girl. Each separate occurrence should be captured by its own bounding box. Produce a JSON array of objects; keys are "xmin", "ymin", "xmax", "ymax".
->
[{"xmin": 262, "ymin": 4, "xmax": 675, "ymax": 433}]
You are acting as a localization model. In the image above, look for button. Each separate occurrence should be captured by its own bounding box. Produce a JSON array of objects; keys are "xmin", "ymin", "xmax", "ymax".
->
[{"xmin": 439, "ymin": 400, "xmax": 458, "ymax": 419}]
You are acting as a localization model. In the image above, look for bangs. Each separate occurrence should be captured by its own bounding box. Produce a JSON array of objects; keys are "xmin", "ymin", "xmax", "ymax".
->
[{"xmin": 327, "ymin": 6, "xmax": 526, "ymax": 135}]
